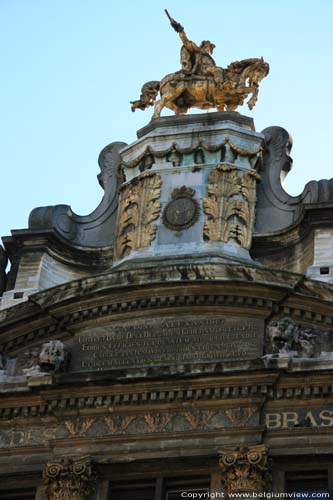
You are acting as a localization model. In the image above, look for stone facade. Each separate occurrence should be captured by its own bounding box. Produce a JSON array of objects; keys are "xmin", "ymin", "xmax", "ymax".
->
[{"xmin": 1, "ymin": 112, "xmax": 333, "ymax": 497}]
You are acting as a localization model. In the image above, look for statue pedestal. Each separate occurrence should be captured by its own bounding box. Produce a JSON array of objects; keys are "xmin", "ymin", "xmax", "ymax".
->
[{"xmin": 113, "ymin": 112, "xmax": 264, "ymax": 271}]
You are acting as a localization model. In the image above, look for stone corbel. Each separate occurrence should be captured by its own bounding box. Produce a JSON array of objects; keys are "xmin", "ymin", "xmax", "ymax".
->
[
  {"xmin": 43, "ymin": 456, "xmax": 95, "ymax": 500},
  {"xmin": 219, "ymin": 445, "xmax": 271, "ymax": 495}
]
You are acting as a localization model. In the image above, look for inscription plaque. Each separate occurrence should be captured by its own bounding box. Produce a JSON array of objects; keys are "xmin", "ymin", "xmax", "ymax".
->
[{"xmin": 70, "ymin": 316, "xmax": 264, "ymax": 372}]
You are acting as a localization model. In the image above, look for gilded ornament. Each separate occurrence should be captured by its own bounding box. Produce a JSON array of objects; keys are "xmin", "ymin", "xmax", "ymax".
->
[
  {"xmin": 237, "ymin": 172, "xmax": 259, "ymax": 249},
  {"xmin": 203, "ymin": 166, "xmax": 258, "ymax": 249},
  {"xmin": 64, "ymin": 418, "xmax": 96, "ymax": 438},
  {"xmin": 144, "ymin": 413, "xmax": 173, "ymax": 432},
  {"xmin": 115, "ymin": 173, "xmax": 161, "ymax": 259},
  {"xmin": 203, "ymin": 165, "xmax": 241, "ymax": 243},
  {"xmin": 104, "ymin": 415, "xmax": 136, "ymax": 434},
  {"xmin": 131, "ymin": 11, "xmax": 269, "ymax": 119},
  {"xmin": 219, "ymin": 445, "xmax": 271, "ymax": 494},
  {"xmin": 182, "ymin": 409, "xmax": 216, "ymax": 429},
  {"xmin": 43, "ymin": 457, "xmax": 95, "ymax": 500},
  {"xmin": 225, "ymin": 407, "xmax": 257, "ymax": 426}
]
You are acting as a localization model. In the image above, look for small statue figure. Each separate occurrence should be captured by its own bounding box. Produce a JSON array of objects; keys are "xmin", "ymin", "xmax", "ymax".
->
[
  {"xmin": 131, "ymin": 11, "xmax": 269, "ymax": 119},
  {"xmin": 166, "ymin": 10, "xmax": 223, "ymax": 86}
]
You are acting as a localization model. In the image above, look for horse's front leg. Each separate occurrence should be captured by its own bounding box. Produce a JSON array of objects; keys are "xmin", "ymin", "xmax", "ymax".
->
[
  {"xmin": 152, "ymin": 97, "xmax": 165, "ymax": 120},
  {"xmin": 247, "ymin": 85, "xmax": 259, "ymax": 110}
]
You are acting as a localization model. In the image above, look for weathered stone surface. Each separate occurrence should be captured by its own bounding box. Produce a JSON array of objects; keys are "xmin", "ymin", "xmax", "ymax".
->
[
  {"xmin": 114, "ymin": 112, "xmax": 264, "ymax": 269},
  {"xmin": 70, "ymin": 316, "xmax": 264, "ymax": 372},
  {"xmin": 0, "ymin": 246, "xmax": 6, "ymax": 297},
  {"xmin": 3, "ymin": 112, "xmax": 333, "ymax": 490},
  {"xmin": 28, "ymin": 141, "xmax": 127, "ymax": 249},
  {"xmin": 255, "ymin": 126, "xmax": 333, "ymax": 234},
  {"xmin": 266, "ymin": 317, "xmax": 333, "ymax": 358}
]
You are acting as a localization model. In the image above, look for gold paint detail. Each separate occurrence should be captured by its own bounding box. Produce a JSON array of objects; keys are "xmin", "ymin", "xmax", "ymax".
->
[
  {"xmin": 131, "ymin": 13, "xmax": 269, "ymax": 118},
  {"xmin": 182, "ymin": 409, "xmax": 216, "ymax": 429},
  {"xmin": 225, "ymin": 407, "xmax": 257, "ymax": 426},
  {"xmin": 104, "ymin": 415, "xmax": 136, "ymax": 434},
  {"xmin": 219, "ymin": 445, "xmax": 271, "ymax": 494},
  {"xmin": 203, "ymin": 165, "xmax": 258, "ymax": 249},
  {"xmin": 122, "ymin": 140, "xmax": 262, "ymax": 169},
  {"xmin": 226, "ymin": 137, "xmax": 263, "ymax": 157},
  {"xmin": 115, "ymin": 173, "xmax": 161, "ymax": 259},
  {"xmin": 64, "ymin": 418, "xmax": 96, "ymax": 438},
  {"xmin": 143, "ymin": 413, "xmax": 173, "ymax": 432},
  {"xmin": 43, "ymin": 456, "xmax": 95, "ymax": 500}
]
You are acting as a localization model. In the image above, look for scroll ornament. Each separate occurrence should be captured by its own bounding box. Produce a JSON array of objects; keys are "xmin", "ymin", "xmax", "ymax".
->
[
  {"xmin": 219, "ymin": 445, "xmax": 271, "ymax": 494},
  {"xmin": 43, "ymin": 457, "xmax": 95, "ymax": 500},
  {"xmin": 115, "ymin": 173, "xmax": 161, "ymax": 259}
]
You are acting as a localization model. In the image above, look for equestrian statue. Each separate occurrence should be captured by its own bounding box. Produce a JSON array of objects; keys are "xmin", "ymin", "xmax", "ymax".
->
[{"xmin": 131, "ymin": 10, "xmax": 269, "ymax": 120}]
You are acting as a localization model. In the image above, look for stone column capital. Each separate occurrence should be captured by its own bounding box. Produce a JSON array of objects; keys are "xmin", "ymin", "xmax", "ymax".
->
[
  {"xmin": 219, "ymin": 445, "xmax": 271, "ymax": 494},
  {"xmin": 43, "ymin": 456, "xmax": 95, "ymax": 500}
]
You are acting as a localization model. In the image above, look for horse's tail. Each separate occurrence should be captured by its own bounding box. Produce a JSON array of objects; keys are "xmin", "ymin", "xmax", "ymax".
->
[{"xmin": 131, "ymin": 81, "xmax": 160, "ymax": 112}]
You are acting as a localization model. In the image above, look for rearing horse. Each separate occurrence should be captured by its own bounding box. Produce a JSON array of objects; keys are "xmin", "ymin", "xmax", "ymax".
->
[{"xmin": 131, "ymin": 57, "xmax": 269, "ymax": 120}]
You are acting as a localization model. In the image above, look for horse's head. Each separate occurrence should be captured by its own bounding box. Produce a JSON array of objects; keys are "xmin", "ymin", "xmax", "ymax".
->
[{"xmin": 249, "ymin": 58, "xmax": 270, "ymax": 86}]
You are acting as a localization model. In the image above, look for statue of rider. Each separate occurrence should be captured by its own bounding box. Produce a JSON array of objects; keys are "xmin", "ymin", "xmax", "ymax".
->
[{"xmin": 166, "ymin": 11, "xmax": 224, "ymax": 86}]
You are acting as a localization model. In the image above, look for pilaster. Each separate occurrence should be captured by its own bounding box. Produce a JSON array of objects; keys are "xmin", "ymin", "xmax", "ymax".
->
[
  {"xmin": 43, "ymin": 457, "xmax": 95, "ymax": 500},
  {"xmin": 219, "ymin": 445, "xmax": 271, "ymax": 495}
]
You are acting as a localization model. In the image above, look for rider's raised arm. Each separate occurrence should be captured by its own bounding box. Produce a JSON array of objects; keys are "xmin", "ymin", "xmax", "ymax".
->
[
  {"xmin": 178, "ymin": 30, "xmax": 200, "ymax": 53},
  {"xmin": 166, "ymin": 11, "xmax": 200, "ymax": 54}
]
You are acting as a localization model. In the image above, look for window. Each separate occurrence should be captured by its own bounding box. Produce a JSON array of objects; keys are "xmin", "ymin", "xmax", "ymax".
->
[
  {"xmin": 109, "ymin": 479, "xmax": 156, "ymax": 500},
  {"xmin": 0, "ymin": 487, "xmax": 36, "ymax": 499},
  {"xmin": 165, "ymin": 476, "xmax": 210, "ymax": 500},
  {"xmin": 286, "ymin": 470, "xmax": 328, "ymax": 497},
  {"xmin": 109, "ymin": 475, "xmax": 210, "ymax": 500}
]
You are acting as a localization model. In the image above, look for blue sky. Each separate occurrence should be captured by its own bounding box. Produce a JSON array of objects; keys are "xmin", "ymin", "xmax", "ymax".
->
[{"xmin": 1, "ymin": 0, "xmax": 333, "ymax": 240}]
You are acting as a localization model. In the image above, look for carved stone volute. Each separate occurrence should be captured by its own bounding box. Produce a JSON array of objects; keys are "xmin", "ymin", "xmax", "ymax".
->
[
  {"xmin": 0, "ymin": 246, "xmax": 7, "ymax": 296},
  {"xmin": 219, "ymin": 445, "xmax": 271, "ymax": 494},
  {"xmin": 43, "ymin": 456, "xmax": 95, "ymax": 500}
]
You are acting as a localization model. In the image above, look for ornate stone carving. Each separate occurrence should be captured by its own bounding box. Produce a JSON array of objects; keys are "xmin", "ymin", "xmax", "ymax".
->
[
  {"xmin": 203, "ymin": 165, "xmax": 259, "ymax": 249},
  {"xmin": 131, "ymin": 12, "xmax": 269, "ymax": 118},
  {"xmin": 43, "ymin": 456, "xmax": 95, "ymax": 500},
  {"xmin": 225, "ymin": 407, "xmax": 257, "ymax": 426},
  {"xmin": 238, "ymin": 172, "xmax": 259, "ymax": 249},
  {"xmin": 266, "ymin": 318, "xmax": 323, "ymax": 358},
  {"xmin": 182, "ymin": 409, "xmax": 216, "ymax": 429},
  {"xmin": 39, "ymin": 340, "xmax": 70, "ymax": 372},
  {"xmin": 0, "ymin": 246, "xmax": 7, "ymax": 296},
  {"xmin": 22, "ymin": 340, "xmax": 69, "ymax": 377},
  {"xmin": 144, "ymin": 412, "xmax": 173, "ymax": 432},
  {"xmin": 115, "ymin": 173, "xmax": 161, "ymax": 259},
  {"xmin": 122, "ymin": 138, "xmax": 262, "ymax": 170},
  {"xmin": 219, "ymin": 445, "xmax": 271, "ymax": 494},
  {"xmin": 255, "ymin": 126, "xmax": 330, "ymax": 234},
  {"xmin": 104, "ymin": 415, "xmax": 136, "ymax": 434},
  {"xmin": 162, "ymin": 186, "xmax": 199, "ymax": 231},
  {"xmin": 28, "ymin": 141, "xmax": 127, "ymax": 248},
  {"xmin": 64, "ymin": 418, "xmax": 96, "ymax": 437}
]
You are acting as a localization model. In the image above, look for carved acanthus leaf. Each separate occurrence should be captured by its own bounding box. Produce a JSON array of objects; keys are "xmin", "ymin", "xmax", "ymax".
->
[
  {"xmin": 115, "ymin": 173, "xmax": 161, "ymax": 258},
  {"xmin": 203, "ymin": 165, "xmax": 241, "ymax": 242},
  {"xmin": 219, "ymin": 445, "xmax": 271, "ymax": 493},
  {"xmin": 43, "ymin": 456, "xmax": 95, "ymax": 500},
  {"xmin": 203, "ymin": 166, "xmax": 258, "ymax": 249}
]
